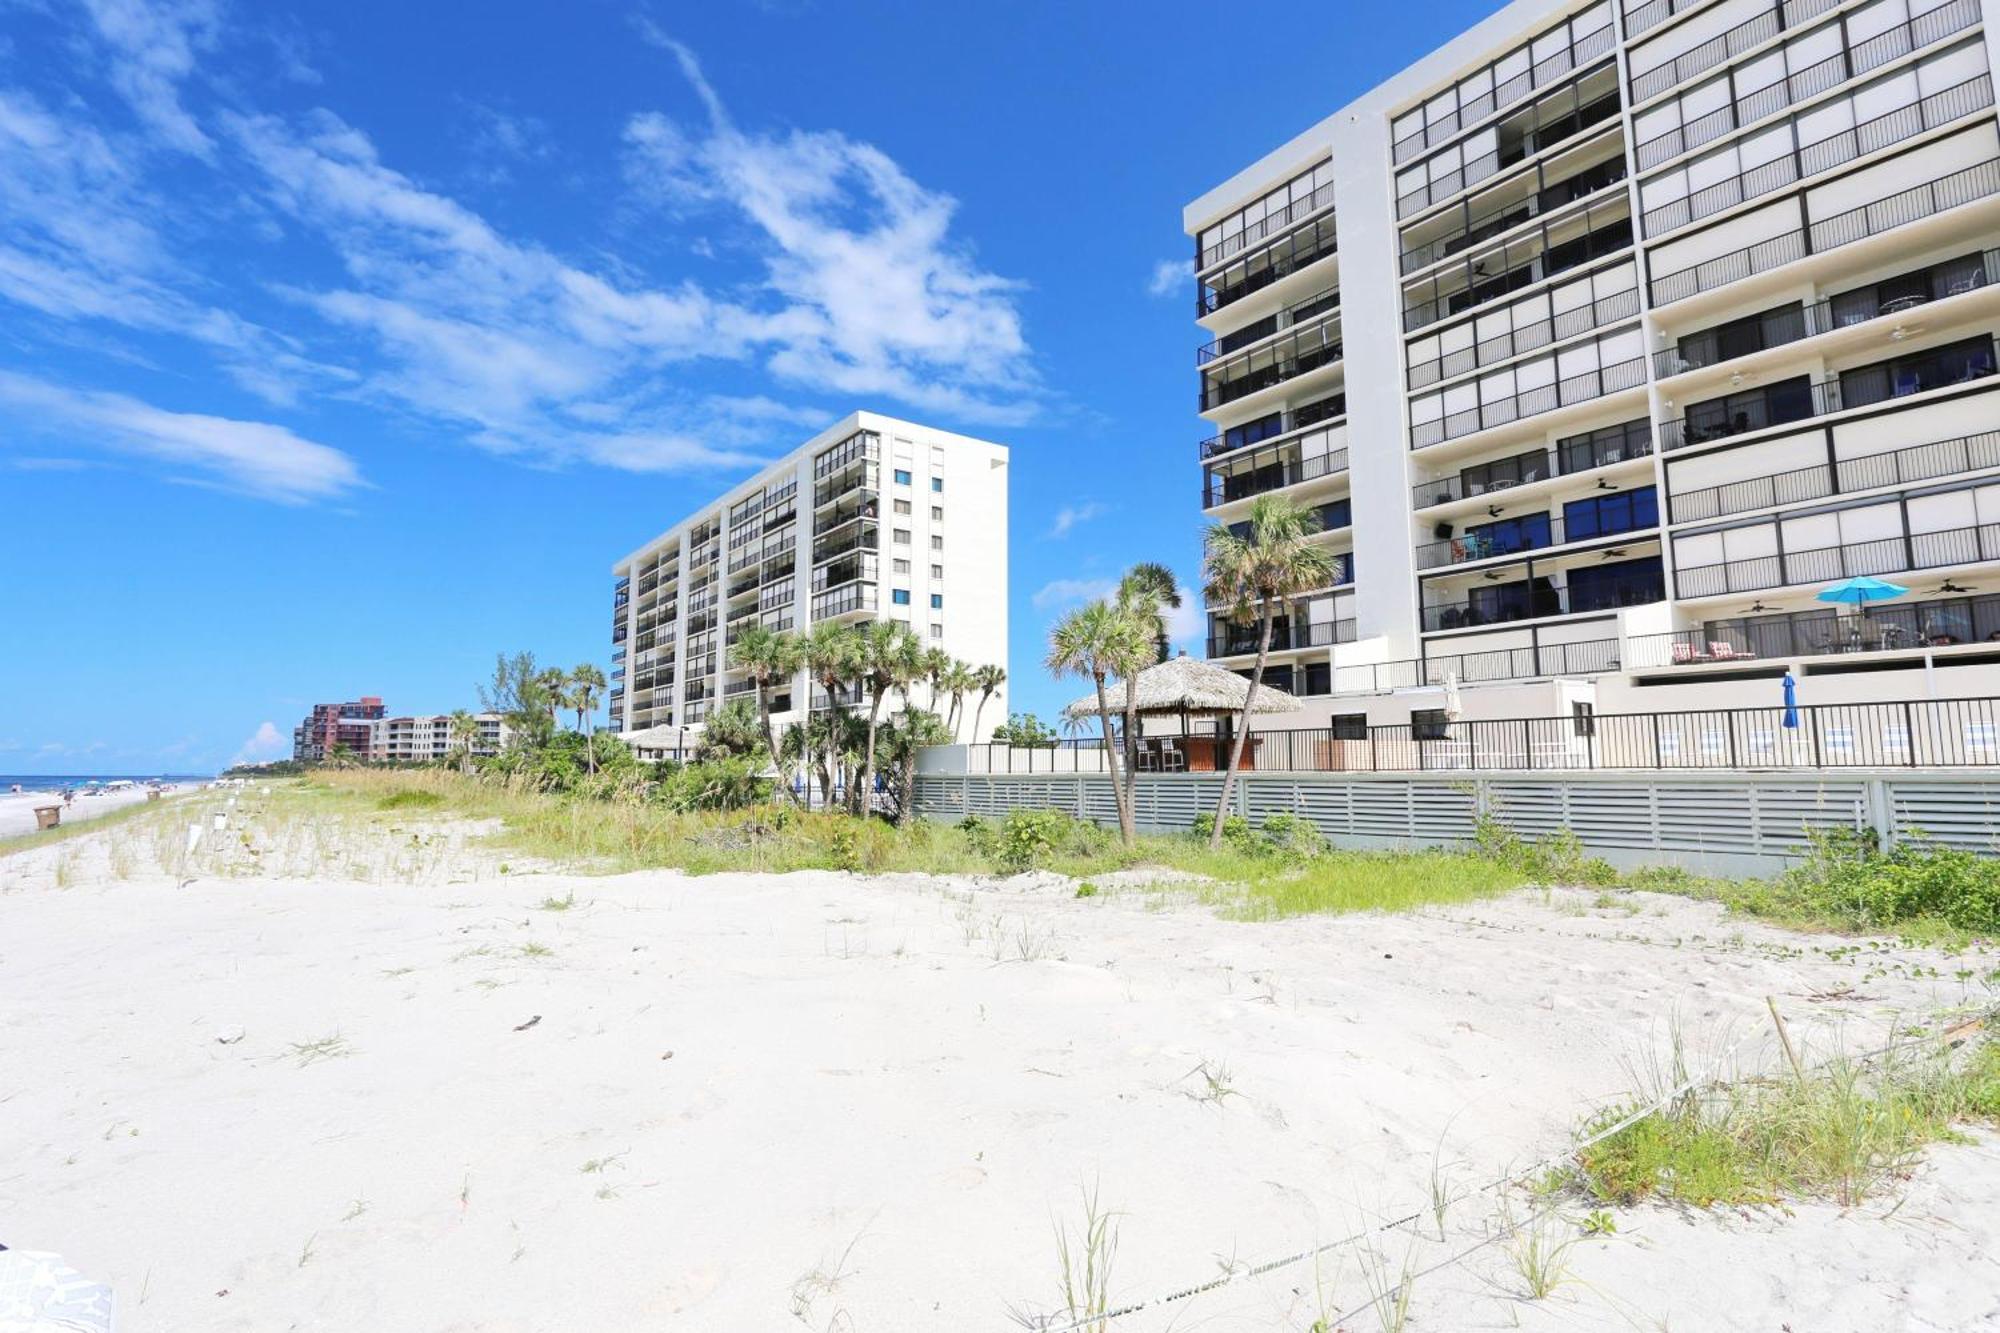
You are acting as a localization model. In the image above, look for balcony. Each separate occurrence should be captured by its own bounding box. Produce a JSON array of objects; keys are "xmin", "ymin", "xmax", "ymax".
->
[
  {"xmin": 1197, "ymin": 283, "xmax": 1338, "ymax": 364},
  {"xmin": 1657, "ymin": 247, "xmax": 2000, "ymax": 380},
  {"xmin": 812, "ymin": 552, "xmax": 877, "ymax": 595},
  {"xmin": 1422, "ymin": 558, "xmax": 1666, "ymax": 632},
  {"xmin": 811, "ymin": 522, "xmax": 878, "ymax": 568},
  {"xmin": 1629, "ymin": 0, "xmax": 1842, "ymax": 105},
  {"xmin": 1659, "ymin": 337, "xmax": 2000, "ymax": 451},
  {"xmin": 1391, "ymin": 19, "xmax": 1614, "ymax": 166},
  {"xmin": 1198, "ymin": 177, "xmax": 1336, "ymax": 272},
  {"xmin": 1633, "ymin": 0, "xmax": 1981, "ymax": 170},
  {"xmin": 1630, "ymin": 591, "xmax": 2000, "ymax": 668},
  {"xmin": 1415, "ymin": 491, "xmax": 1659, "ymax": 571},
  {"xmin": 1202, "ymin": 426, "xmax": 1350, "ymax": 509},
  {"xmin": 1400, "ymin": 134, "xmax": 1626, "ymax": 271},
  {"xmin": 1413, "ymin": 419, "xmax": 1652, "ymax": 508},
  {"xmin": 1649, "ymin": 157, "xmax": 2000, "ymax": 307},
  {"xmin": 1675, "ymin": 522, "xmax": 2000, "ymax": 599},
  {"xmin": 810, "ymin": 581, "xmax": 876, "ymax": 621},
  {"xmin": 1407, "ymin": 284, "xmax": 1638, "ymax": 390},
  {"xmin": 1198, "ymin": 395, "xmax": 1346, "ymax": 461},
  {"xmin": 1207, "ymin": 616, "xmax": 1357, "ymax": 658},
  {"xmin": 1396, "ymin": 71, "xmax": 1621, "ymax": 221},
  {"xmin": 1411, "ymin": 355, "xmax": 1645, "ymax": 450},
  {"xmin": 1199, "ymin": 316, "xmax": 1342, "ymax": 412},
  {"xmin": 1670, "ymin": 427, "xmax": 2000, "ymax": 524},
  {"xmin": 1401, "ymin": 195, "xmax": 1631, "ymax": 333},
  {"xmin": 1641, "ymin": 74, "xmax": 1995, "ymax": 240},
  {"xmin": 1198, "ymin": 215, "xmax": 1337, "ymax": 318},
  {"xmin": 1340, "ymin": 637, "xmax": 1626, "ymax": 694}
]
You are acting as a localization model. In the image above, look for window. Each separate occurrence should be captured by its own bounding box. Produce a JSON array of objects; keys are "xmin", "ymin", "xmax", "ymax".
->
[
  {"xmin": 893, "ymin": 528, "xmax": 911, "ymax": 545},
  {"xmin": 1412, "ymin": 709, "xmax": 1450, "ymax": 741},
  {"xmin": 930, "ymin": 564, "xmax": 944, "ymax": 578},
  {"xmin": 930, "ymin": 624, "xmax": 944, "ymax": 639},
  {"xmin": 930, "ymin": 593, "xmax": 943, "ymax": 609},
  {"xmin": 1330, "ymin": 713, "xmax": 1368, "ymax": 740},
  {"xmin": 930, "ymin": 506, "xmax": 944, "ymax": 521},
  {"xmin": 1561, "ymin": 486, "xmax": 1657, "ymax": 541},
  {"xmin": 892, "ymin": 589, "xmax": 910, "ymax": 606},
  {"xmin": 931, "ymin": 476, "xmax": 943, "ymax": 492},
  {"xmin": 894, "ymin": 499, "xmax": 911, "ymax": 515},
  {"xmin": 893, "ymin": 558, "xmax": 910, "ymax": 574},
  {"xmin": 894, "ymin": 468, "xmax": 912, "ymax": 485},
  {"xmin": 930, "ymin": 535, "xmax": 944, "ymax": 551},
  {"xmin": 1572, "ymin": 701, "xmax": 1595, "ymax": 737}
]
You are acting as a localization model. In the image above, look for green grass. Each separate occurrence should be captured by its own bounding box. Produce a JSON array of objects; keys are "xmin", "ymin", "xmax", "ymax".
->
[
  {"xmin": 1556, "ymin": 1036, "xmax": 2000, "ymax": 1209},
  {"xmin": 0, "ymin": 790, "xmax": 190, "ymax": 854}
]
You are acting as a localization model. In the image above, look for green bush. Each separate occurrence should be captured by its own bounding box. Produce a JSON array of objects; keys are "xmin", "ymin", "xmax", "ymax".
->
[
  {"xmin": 1259, "ymin": 812, "xmax": 1329, "ymax": 861},
  {"xmin": 376, "ymin": 790, "xmax": 444, "ymax": 811},
  {"xmin": 1190, "ymin": 812, "xmax": 1257, "ymax": 851},
  {"xmin": 1738, "ymin": 828, "xmax": 2000, "ymax": 934},
  {"xmin": 1471, "ymin": 815, "xmax": 1617, "ymax": 886},
  {"xmin": 993, "ymin": 808, "xmax": 1073, "ymax": 872},
  {"xmin": 650, "ymin": 755, "xmax": 772, "ymax": 813}
]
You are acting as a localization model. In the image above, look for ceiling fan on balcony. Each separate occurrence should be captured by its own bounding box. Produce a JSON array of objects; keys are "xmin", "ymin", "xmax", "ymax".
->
[
  {"xmin": 1598, "ymin": 549, "xmax": 1628, "ymax": 560},
  {"xmin": 1742, "ymin": 601, "xmax": 1776, "ymax": 613},
  {"xmin": 1934, "ymin": 579, "xmax": 1975, "ymax": 593}
]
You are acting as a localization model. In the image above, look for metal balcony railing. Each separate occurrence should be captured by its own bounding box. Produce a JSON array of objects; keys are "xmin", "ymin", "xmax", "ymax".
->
[
  {"xmin": 1198, "ymin": 180, "xmax": 1336, "ymax": 272},
  {"xmin": 1401, "ymin": 138, "xmax": 1626, "ymax": 270},
  {"xmin": 1200, "ymin": 317, "xmax": 1343, "ymax": 410},
  {"xmin": 1202, "ymin": 431, "xmax": 1350, "ymax": 509},
  {"xmin": 1669, "ymin": 428, "xmax": 2000, "ymax": 524},
  {"xmin": 1412, "ymin": 356, "xmax": 1645, "ymax": 449},
  {"xmin": 1676, "ymin": 522, "xmax": 2000, "ymax": 599},
  {"xmin": 1198, "ymin": 396, "xmax": 1346, "ymax": 461},
  {"xmin": 1197, "ymin": 283, "xmax": 1338, "ymax": 365},
  {"xmin": 1198, "ymin": 216, "xmax": 1338, "ymax": 318},
  {"xmin": 1408, "ymin": 285, "xmax": 1637, "ymax": 390},
  {"xmin": 1629, "ymin": 592, "xmax": 2000, "ymax": 668},
  {"xmin": 1629, "ymin": 0, "xmax": 1844, "ymax": 104},
  {"xmin": 1206, "ymin": 616, "xmax": 1357, "ymax": 659},
  {"xmin": 1401, "ymin": 195, "xmax": 1632, "ymax": 332},
  {"xmin": 1423, "ymin": 574, "xmax": 1665, "ymax": 632},
  {"xmin": 1413, "ymin": 419, "xmax": 1652, "ymax": 508},
  {"xmin": 1415, "ymin": 509, "xmax": 1657, "ymax": 571},
  {"xmin": 1391, "ymin": 22, "xmax": 1615, "ymax": 166},
  {"xmin": 1395, "ymin": 79, "xmax": 1621, "ymax": 221}
]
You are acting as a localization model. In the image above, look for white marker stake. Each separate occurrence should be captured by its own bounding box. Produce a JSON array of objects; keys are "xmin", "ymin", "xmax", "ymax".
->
[
  {"xmin": 186, "ymin": 824, "xmax": 203, "ymax": 854},
  {"xmin": 212, "ymin": 813, "xmax": 227, "ymax": 832}
]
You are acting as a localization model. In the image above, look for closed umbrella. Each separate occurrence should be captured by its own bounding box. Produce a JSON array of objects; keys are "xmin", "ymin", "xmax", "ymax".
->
[{"xmin": 1781, "ymin": 671, "xmax": 1799, "ymax": 730}]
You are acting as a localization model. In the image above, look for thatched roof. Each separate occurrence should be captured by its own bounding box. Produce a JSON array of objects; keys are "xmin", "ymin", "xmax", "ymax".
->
[
  {"xmin": 621, "ymin": 724, "xmax": 693, "ymax": 751},
  {"xmin": 1062, "ymin": 654, "xmax": 1304, "ymax": 720}
]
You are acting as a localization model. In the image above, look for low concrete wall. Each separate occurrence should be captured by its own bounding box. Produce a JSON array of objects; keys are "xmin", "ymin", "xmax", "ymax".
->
[{"xmin": 911, "ymin": 769, "xmax": 2000, "ymax": 876}]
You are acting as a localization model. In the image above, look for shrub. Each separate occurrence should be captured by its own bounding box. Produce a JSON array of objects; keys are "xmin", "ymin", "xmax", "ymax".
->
[
  {"xmin": 1190, "ymin": 812, "xmax": 1257, "ymax": 852},
  {"xmin": 650, "ymin": 755, "xmax": 772, "ymax": 813},
  {"xmin": 1737, "ymin": 828, "xmax": 2000, "ymax": 934},
  {"xmin": 376, "ymin": 790, "xmax": 444, "ymax": 811},
  {"xmin": 993, "ymin": 809, "xmax": 1072, "ymax": 872},
  {"xmin": 1259, "ymin": 812, "xmax": 1328, "ymax": 861}
]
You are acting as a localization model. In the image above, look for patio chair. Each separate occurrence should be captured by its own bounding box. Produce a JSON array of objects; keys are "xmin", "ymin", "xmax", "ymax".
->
[
  {"xmin": 1709, "ymin": 641, "xmax": 1753, "ymax": 661},
  {"xmin": 1160, "ymin": 744, "xmax": 1186, "ymax": 774}
]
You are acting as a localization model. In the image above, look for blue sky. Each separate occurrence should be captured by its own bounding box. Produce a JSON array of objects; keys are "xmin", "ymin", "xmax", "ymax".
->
[{"xmin": 0, "ymin": 0, "xmax": 1499, "ymax": 773}]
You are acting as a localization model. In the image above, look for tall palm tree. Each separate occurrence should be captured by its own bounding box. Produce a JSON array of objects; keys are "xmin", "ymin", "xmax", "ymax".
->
[
  {"xmin": 447, "ymin": 710, "xmax": 483, "ymax": 775},
  {"xmin": 569, "ymin": 663, "xmax": 607, "ymax": 773},
  {"xmin": 921, "ymin": 646, "xmax": 952, "ymax": 717},
  {"xmin": 1201, "ymin": 493, "xmax": 1334, "ymax": 849},
  {"xmin": 942, "ymin": 660, "xmax": 976, "ymax": 738},
  {"xmin": 968, "ymin": 663, "xmax": 1007, "ymax": 741},
  {"xmin": 731, "ymin": 624, "xmax": 801, "ymax": 795},
  {"xmin": 880, "ymin": 708, "xmax": 953, "ymax": 824},
  {"xmin": 1047, "ymin": 600, "xmax": 1148, "ymax": 847},
  {"xmin": 854, "ymin": 621, "xmax": 925, "ymax": 817},
  {"xmin": 1114, "ymin": 563, "xmax": 1183, "ymax": 819},
  {"xmin": 802, "ymin": 621, "xmax": 863, "ymax": 807},
  {"xmin": 535, "ymin": 667, "xmax": 570, "ymax": 729}
]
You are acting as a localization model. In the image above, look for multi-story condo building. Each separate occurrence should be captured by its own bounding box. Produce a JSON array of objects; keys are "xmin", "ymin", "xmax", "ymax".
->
[
  {"xmin": 369, "ymin": 713, "xmax": 511, "ymax": 763},
  {"xmin": 610, "ymin": 411, "xmax": 1010, "ymax": 744},
  {"xmin": 292, "ymin": 697, "xmax": 385, "ymax": 762},
  {"xmin": 1187, "ymin": 0, "xmax": 2000, "ymax": 727}
]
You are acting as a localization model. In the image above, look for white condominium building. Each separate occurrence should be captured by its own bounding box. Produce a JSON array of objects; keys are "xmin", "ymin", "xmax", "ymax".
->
[
  {"xmin": 610, "ymin": 411, "xmax": 1010, "ymax": 741},
  {"xmin": 370, "ymin": 713, "xmax": 510, "ymax": 763},
  {"xmin": 1188, "ymin": 0, "xmax": 2000, "ymax": 726}
]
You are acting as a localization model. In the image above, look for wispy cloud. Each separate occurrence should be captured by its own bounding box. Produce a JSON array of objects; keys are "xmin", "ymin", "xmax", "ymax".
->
[
  {"xmin": 0, "ymin": 370, "xmax": 363, "ymax": 503},
  {"xmin": 1047, "ymin": 501, "xmax": 1106, "ymax": 538},
  {"xmin": 231, "ymin": 720, "xmax": 288, "ymax": 766},
  {"xmin": 1146, "ymin": 258, "xmax": 1191, "ymax": 298},
  {"xmin": 77, "ymin": 0, "xmax": 220, "ymax": 157},
  {"xmin": 1032, "ymin": 576, "xmax": 1116, "ymax": 611}
]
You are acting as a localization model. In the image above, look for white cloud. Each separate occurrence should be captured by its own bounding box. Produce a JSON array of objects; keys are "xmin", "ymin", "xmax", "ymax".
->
[
  {"xmin": 1165, "ymin": 587, "xmax": 1203, "ymax": 652},
  {"xmin": 1147, "ymin": 258, "xmax": 1191, "ymax": 298},
  {"xmin": 231, "ymin": 720, "xmax": 288, "ymax": 766},
  {"xmin": 1032, "ymin": 577, "xmax": 1116, "ymax": 611},
  {"xmin": 1047, "ymin": 501, "xmax": 1106, "ymax": 538},
  {"xmin": 0, "ymin": 370, "xmax": 363, "ymax": 503},
  {"xmin": 77, "ymin": 0, "xmax": 220, "ymax": 156}
]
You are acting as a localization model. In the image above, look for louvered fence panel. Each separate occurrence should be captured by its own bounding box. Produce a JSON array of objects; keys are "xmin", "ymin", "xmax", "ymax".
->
[
  {"xmin": 1889, "ymin": 782, "xmax": 2000, "ymax": 852},
  {"xmin": 1486, "ymin": 783, "xmax": 1570, "ymax": 839},
  {"xmin": 1753, "ymin": 783, "xmax": 1867, "ymax": 851}
]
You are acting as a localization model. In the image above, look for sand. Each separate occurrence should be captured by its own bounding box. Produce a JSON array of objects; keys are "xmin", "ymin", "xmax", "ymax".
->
[
  {"xmin": 2, "ymin": 814, "xmax": 1997, "ymax": 1331},
  {"xmin": 0, "ymin": 784, "xmax": 195, "ymax": 839}
]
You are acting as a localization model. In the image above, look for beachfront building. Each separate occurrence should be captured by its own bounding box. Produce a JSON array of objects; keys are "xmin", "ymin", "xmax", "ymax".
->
[
  {"xmin": 1186, "ymin": 0, "xmax": 2000, "ymax": 727},
  {"xmin": 610, "ymin": 411, "xmax": 1010, "ymax": 745},
  {"xmin": 368, "ymin": 713, "xmax": 511, "ymax": 764},
  {"xmin": 292, "ymin": 698, "xmax": 385, "ymax": 762}
]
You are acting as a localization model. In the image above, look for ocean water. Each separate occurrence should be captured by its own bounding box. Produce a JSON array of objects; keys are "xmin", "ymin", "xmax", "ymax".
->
[{"xmin": 0, "ymin": 773, "xmax": 211, "ymax": 793}]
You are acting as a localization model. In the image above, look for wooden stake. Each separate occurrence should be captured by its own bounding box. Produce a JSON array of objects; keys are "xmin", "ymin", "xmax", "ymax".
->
[{"xmin": 1767, "ymin": 995, "xmax": 1805, "ymax": 1082}]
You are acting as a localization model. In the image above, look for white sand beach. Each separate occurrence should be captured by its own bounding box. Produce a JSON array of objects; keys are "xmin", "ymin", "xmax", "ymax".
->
[
  {"xmin": 0, "ymin": 784, "xmax": 196, "ymax": 840},
  {"xmin": 2, "ymin": 805, "xmax": 1997, "ymax": 1331}
]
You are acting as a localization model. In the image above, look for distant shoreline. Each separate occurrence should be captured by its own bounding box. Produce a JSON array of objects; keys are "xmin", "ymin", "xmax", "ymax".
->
[{"xmin": 0, "ymin": 774, "xmax": 214, "ymax": 795}]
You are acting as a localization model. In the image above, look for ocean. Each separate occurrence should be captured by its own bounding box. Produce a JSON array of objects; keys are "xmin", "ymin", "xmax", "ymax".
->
[{"xmin": 0, "ymin": 773, "xmax": 212, "ymax": 793}]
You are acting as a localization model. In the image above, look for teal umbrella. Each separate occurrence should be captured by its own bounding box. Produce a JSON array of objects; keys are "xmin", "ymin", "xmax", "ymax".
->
[{"xmin": 1815, "ymin": 575, "xmax": 1908, "ymax": 610}]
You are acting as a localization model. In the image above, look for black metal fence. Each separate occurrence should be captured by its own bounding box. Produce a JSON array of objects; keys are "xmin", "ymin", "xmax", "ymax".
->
[{"xmin": 960, "ymin": 698, "xmax": 2000, "ymax": 775}]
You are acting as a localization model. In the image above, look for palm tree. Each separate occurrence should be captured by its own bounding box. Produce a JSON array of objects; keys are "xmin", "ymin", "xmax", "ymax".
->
[
  {"xmin": 921, "ymin": 646, "xmax": 952, "ymax": 717},
  {"xmin": 1047, "ymin": 600, "xmax": 1148, "ymax": 847},
  {"xmin": 879, "ymin": 708, "xmax": 953, "ymax": 824},
  {"xmin": 535, "ymin": 667, "xmax": 570, "ymax": 729},
  {"xmin": 447, "ymin": 710, "xmax": 482, "ymax": 775},
  {"xmin": 1201, "ymin": 493, "xmax": 1334, "ymax": 849},
  {"xmin": 802, "ymin": 621, "xmax": 863, "ymax": 807},
  {"xmin": 855, "ymin": 621, "xmax": 925, "ymax": 817},
  {"xmin": 569, "ymin": 663, "xmax": 607, "ymax": 772},
  {"xmin": 731, "ymin": 624, "xmax": 801, "ymax": 795},
  {"xmin": 1113, "ymin": 563, "xmax": 1182, "ymax": 820},
  {"xmin": 968, "ymin": 663, "xmax": 1007, "ymax": 742},
  {"xmin": 942, "ymin": 660, "xmax": 976, "ymax": 738}
]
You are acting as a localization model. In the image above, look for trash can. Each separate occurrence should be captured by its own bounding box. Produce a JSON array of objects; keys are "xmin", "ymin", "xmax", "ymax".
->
[
  {"xmin": 34, "ymin": 805, "xmax": 60, "ymax": 830},
  {"xmin": 148, "ymin": 789, "xmax": 162, "ymax": 802}
]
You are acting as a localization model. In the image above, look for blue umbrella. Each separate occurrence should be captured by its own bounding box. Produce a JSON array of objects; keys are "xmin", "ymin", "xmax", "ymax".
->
[
  {"xmin": 1815, "ymin": 575, "xmax": 1908, "ymax": 611},
  {"xmin": 1782, "ymin": 671, "xmax": 1799, "ymax": 729}
]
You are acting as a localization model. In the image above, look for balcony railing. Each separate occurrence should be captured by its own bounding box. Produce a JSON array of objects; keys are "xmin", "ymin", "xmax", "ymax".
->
[
  {"xmin": 1402, "ymin": 195, "xmax": 1632, "ymax": 333},
  {"xmin": 1200, "ymin": 317, "xmax": 1343, "ymax": 411},
  {"xmin": 1207, "ymin": 616, "xmax": 1357, "ymax": 658},
  {"xmin": 1340, "ymin": 637, "xmax": 1625, "ymax": 694},
  {"xmin": 1630, "ymin": 592, "xmax": 2000, "ymax": 668},
  {"xmin": 1391, "ymin": 23, "xmax": 1615, "ymax": 166},
  {"xmin": 1650, "ymin": 158, "xmax": 2000, "ymax": 306},
  {"xmin": 1659, "ymin": 341, "xmax": 2000, "ymax": 451},
  {"xmin": 1628, "ymin": 0, "xmax": 1844, "ymax": 104},
  {"xmin": 1412, "ymin": 356, "xmax": 1645, "ymax": 449},
  {"xmin": 811, "ymin": 582, "xmax": 876, "ymax": 620},
  {"xmin": 1408, "ymin": 285, "xmax": 1637, "ymax": 390},
  {"xmin": 1198, "ymin": 180, "xmax": 1336, "ymax": 272},
  {"xmin": 1198, "ymin": 216, "xmax": 1338, "ymax": 317},
  {"xmin": 1415, "ymin": 510, "xmax": 1658, "ymax": 570},
  {"xmin": 1197, "ymin": 283, "xmax": 1338, "ymax": 364},
  {"xmin": 1413, "ymin": 419, "xmax": 1652, "ymax": 508},
  {"xmin": 1670, "ymin": 428, "xmax": 2000, "ymax": 524},
  {"xmin": 1641, "ymin": 74, "xmax": 1994, "ymax": 240},
  {"xmin": 1423, "ymin": 574, "xmax": 1665, "ymax": 632},
  {"xmin": 1401, "ymin": 139, "xmax": 1627, "ymax": 271},
  {"xmin": 1677, "ymin": 522, "xmax": 2000, "ymax": 599},
  {"xmin": 1395, "ymin": 80, "xmax": 1621, "ymax": 221},
  {"xmin": 1202, "ymin": 432, "xmax": 1350, "ymax": 509},
  {"xmin": 1198, "ymin": 396, "xmax": 1346, "ymax": 460}
]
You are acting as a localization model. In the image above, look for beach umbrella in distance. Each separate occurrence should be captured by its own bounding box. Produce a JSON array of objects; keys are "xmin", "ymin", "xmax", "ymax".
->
[{"xmin": 1782, "ymin": 671, "xmax": 1800, "ymax": 730}]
